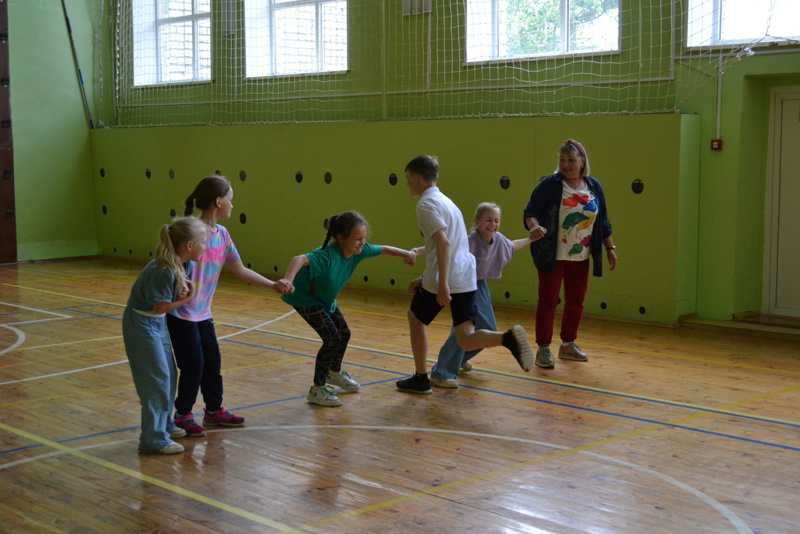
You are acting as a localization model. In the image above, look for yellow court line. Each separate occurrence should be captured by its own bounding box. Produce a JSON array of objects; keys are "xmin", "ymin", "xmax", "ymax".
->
[
  {"xmin": 0, "ymin": 421, "xmax": 305, "ymax": 533},
  {"xmin": 306, "ymin": 382, "xmax": 800, "ymax": 529}
]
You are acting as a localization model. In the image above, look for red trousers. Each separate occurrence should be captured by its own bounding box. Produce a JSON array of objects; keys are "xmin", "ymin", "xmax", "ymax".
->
[{"xmin": 535, "ymin": 259, "xmax": 590, "ymax": 347}]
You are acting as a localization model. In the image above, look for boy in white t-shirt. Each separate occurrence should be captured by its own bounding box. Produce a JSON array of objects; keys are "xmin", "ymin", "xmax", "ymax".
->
[{"xmin": 397, "ymin": 155, "xmax": 535, "ymax": 394}]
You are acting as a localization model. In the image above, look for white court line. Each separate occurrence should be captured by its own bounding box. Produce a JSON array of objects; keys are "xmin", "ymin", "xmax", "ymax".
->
[
  {"xmin": 0, "ymin": 301, "xmax": 71, "ymax": 320},
  {"xmin": 0, "ymin": 309, "xmax": 296, "ymax": 385},
  {"xmin": 0, "ymin": 325, "xmax": 26, "ymax": 356},
  {"xmin": 0, "ymin": 425, "xmax": 754, "ymax": 534}
]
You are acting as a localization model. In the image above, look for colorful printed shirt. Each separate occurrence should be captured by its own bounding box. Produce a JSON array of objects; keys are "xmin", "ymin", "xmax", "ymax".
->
[
  {"xmin": 282, "ymin": 242, "xmax": 382, "ymax": 314},
  {"xmin": 172, "ymin": 224, "xmax": 240, "ymax": 322},
  {"xmin": 556, "ymin": 182, "xmax": 597, "ymax": 261}
]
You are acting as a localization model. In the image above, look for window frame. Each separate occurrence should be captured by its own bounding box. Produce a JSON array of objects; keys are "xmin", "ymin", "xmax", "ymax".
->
[
  {"xmin": 132, "ymin": 0, "xmax": 212, "ymax": 87},
  {"xmin": 244, "ymin": 0, "xmax": 349, "ymax": 80},
  {"xmin": 464, "ymin": 0, "xmax": 621, "ymax": 65},
  {"xmin": 685, "ymin": 0, "xmax": 800, "ymax": 49}
]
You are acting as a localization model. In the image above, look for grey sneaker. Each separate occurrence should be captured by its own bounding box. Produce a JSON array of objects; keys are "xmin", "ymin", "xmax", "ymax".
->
[
  {"xmin": 502, "ymin": 325, "xmax": 534, "ymax": 372},
  {"xmin": 535, "ymin": 346, "xmax": 555, "ymax": 369},
  {"xmin": 307, "ymin": 385, "xmax": 342, "ymax": 407},
  {"xmin": 431, "ymin": 377, "xmax": 459, "ymax": 388},
  {"xmin": 559, "ymin": 342, "xmax": 589, "ymax": 361},
  {"xmin": 327, "ymin": 369, "xmax": 361, "ymax": 392},
  {"xmin": 460, "ymin": 361, "xmax": 473, "ymax": 372}
]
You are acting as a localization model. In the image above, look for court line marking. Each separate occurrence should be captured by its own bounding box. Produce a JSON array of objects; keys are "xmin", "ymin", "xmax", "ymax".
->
[
  {"xmin": 0, "ymin": 424, "xmax": 753, "ymax": 534},
  {"xmin": 0, "ymin": 421, "xmax": 305, "ymax": 533},
  {"xmin": 0, "ymin": 325, "xmax": 26, "ymax": 356},
  {"xmin": 0, "ymin": 309, "xmax": 295, "ymax": 386}
]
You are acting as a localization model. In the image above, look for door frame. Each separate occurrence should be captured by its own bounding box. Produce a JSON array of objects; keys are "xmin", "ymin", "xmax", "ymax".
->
[{"xmin": 762, "ymin": 86, "xmax": 800, "ymax": 317}]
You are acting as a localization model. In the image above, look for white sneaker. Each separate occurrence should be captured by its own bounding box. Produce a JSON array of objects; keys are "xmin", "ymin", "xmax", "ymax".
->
[
  {"xmin": 169, "ymin": 427, "xmax": 187, "ymax": 439},
  {"xmin": 431, "ymin": 377, "xmax": 459, "ymax": 388},
  {"xmin": 307, "ymin": 385, "xmax": 342, "ymax": 407},
  {"xmin": 327, "ymin": 369, "xmax": 361, "ymax": 392},
  {"xmin": 141, "ymin": 441, "xmax": 183, "ymax": 455},
  {"xmin": 460, "ymin": 361, "xmax": 473, "ymax": 372}
]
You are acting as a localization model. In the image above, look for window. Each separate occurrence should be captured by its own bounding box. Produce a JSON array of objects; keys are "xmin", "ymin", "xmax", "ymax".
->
[
  {"xmin": 687, "ymin": 0, "xmax": 800, "ymax": 47},
  {"xmin": 132, "ymin": 0, "xmax": 212, "ymax": 86},
  {"xmin": 244, "ymin": 0, "xmax": 348, "ymax": 78},
  {"xmin": 466, "ymin": 0, "xmax": 620, "ymax": 63}
]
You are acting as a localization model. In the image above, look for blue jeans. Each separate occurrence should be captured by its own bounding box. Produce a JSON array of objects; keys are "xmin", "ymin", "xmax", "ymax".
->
[
  {"xmin": 122, "ymin": 307, "xmax": 177, "ymax": 452},
  {"xmin": 431, "ymin": 280, "xmax": 497, "ymax": 380},
  {"xmin": 166, "ymin": 315, "xmax": 223, "ymax": 416}
]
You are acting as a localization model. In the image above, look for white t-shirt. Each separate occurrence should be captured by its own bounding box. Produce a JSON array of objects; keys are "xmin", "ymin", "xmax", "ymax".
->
[
  {"xmin": 416, "ymin": 186, "xmax": 477, "ymax": 294},
  {"xmin": 556, "ymin": 182, "xmax": 597, "ymax": 261}
]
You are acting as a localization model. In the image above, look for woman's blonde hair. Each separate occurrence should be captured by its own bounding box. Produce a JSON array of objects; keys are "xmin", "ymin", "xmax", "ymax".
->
[
  {"xmin": 470, "ymin": 202, "xmax": 501, "ymax": 232},
  {"xmin": 155, "ymin": 216, "xmax": 206, "ymax": 292}
]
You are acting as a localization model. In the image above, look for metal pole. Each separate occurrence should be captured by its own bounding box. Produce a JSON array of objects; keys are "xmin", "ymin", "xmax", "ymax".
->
[{"xmin": 61, "ymin": 0, "xmax": 94, "ymax": 129}]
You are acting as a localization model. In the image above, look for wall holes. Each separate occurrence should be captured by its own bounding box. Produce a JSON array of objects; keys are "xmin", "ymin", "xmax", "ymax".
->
[
  {"xmin": 390, "ymin": 278, "xmax": 395, "ymax": 285},
  {"xmin": 631, "ymin": 179, "xmax": 644, "ymax": 194},
  {"xmin": 239, "ymin": 170, "xmax": 246, "ymax": 181},
  {"xmin": 639, "ymin": 306, "xmax": 646, "ymax": 315},
  {"xmin": 389, "ymin": 173, "xmax": 398, "ymax": 186},
  {"xmin": 102, "ymin": 205, "xmax": 107, "ymax": 215},
  {"xmin": 324, "ymin": 172, "xmax": 332, "ymax": 184},
  {"xmin": 500, "ymin": 176, "xmax": 510, "ymax": 189},
  {"xmin": 239, "ymin": 213, "xmax": 247, "ymax": 224},
  {"xmin": 295, "ymin": 171, "xmax": 303, "ymax": 183},
  {"xmin": 169, "ymin": 169, "xmax": 175, "ymax": 180},
  {"xmin": 600, "ymin": 302, "xmax": 607, "ymax": 310},
  {"xmin": 363, "ymin": 275, "xmax": 369, "ymax": 282},
  {"xmin": 170, "ymin": 208, "xmax": 176, "ymax": 218},
  {"xmin": 100, "ymin": 168, "xmax": 105, "ymax": 177},
  {"xmin": 145, "ymin": 169, "xmax": 151, "ymax": 179},
  {"xmin": 504, "ymin": 291, "xmax": 510, "ymax": 298}
]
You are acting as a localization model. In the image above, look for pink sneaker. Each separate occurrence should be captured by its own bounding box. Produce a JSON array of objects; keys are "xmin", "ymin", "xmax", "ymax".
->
[
  {"xmin": 203, "ymin": 407, "xmax": 244, "ymax": 427},
  {"xmin": 175, "ymin": 413, "xmax": 206, "ymax": 437}
]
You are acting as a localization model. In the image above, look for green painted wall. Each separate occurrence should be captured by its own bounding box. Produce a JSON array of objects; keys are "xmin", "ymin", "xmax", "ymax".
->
[
  {"xmin": 90, "ymin": 114, "xmax": 699, "ymax": 324},
  {"xmin": 8, "ymin": 0, "xmax": 100, "ymax": 259},
  {"xmin": 8, "ymin": 0, "xmax": 800, "ymax": 324}
]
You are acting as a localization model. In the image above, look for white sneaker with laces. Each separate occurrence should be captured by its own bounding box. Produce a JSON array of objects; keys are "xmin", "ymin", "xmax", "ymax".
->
[
  {"xmin": 327, "ymin": 369, "xmax": 361, "ymax": 392},
  {"xmin": 307, "ymin": 385, "xmax": 343, "ymax": 407}
]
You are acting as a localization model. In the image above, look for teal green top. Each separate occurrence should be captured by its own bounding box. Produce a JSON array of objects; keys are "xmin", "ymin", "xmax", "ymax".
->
[{"xmin": 282, "ymin": 242, "xmax": 382, "ymax": 314}]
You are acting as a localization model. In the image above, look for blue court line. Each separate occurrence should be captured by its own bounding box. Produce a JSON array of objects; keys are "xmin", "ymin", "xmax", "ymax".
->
[{"xmin": 3, "ymin": 305, "xmax": 799, "ymax": 457}]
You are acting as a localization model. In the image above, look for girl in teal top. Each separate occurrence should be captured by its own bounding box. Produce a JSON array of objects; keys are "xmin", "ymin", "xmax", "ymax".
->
[{"xmin": 279, "ymin": 211, "xmax": 416, "ymax": 407}]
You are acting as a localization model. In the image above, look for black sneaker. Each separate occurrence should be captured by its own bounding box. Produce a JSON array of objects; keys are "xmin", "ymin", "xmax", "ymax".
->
[
  {"xmin": 502, "ymin": 325, "xmax": 534, "ymax": 372},
  {"xmin": 396, "ymin": 373, "xmax": 432, "ymax": 394}
]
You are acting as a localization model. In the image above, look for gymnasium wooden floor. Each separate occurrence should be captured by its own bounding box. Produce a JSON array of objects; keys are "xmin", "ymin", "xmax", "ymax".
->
[{"xmin": 0, "ymin": 257, "xmax": 798, "ymax": 533}]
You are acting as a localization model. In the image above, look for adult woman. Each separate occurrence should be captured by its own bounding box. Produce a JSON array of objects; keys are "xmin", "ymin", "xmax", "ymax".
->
[{"xmin": 523, "ymin": 139, "xmax": 616, "ymax": 369}]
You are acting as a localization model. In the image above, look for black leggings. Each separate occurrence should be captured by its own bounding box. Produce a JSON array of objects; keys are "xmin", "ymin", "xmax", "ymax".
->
[
  {"xmin": 295, "ymin": 306, "xmax": 351, "ymax": 387},
  {"xmin": 166, "ymin": 315, "xmax": 223, "ymax": 415}
]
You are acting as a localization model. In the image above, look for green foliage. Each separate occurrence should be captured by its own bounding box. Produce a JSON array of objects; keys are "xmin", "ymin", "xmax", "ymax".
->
[{"xmin": 504, "ymin": 0, "xmax": 618, "ymax": 56}]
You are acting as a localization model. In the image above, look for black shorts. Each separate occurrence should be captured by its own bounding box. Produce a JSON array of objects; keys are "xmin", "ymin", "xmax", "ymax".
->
[{"xmin": 410, "ymin": 287, "xmax": 477, "ymax": 327}]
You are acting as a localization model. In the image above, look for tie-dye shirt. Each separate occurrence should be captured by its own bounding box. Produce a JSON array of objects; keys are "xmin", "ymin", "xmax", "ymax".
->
[
  {"xmin": 556, "ymin": 182, "xmax": 597, "ymax": 261},
  {"xmin": 172, "ymin": 223, "xmax": 240, "ymax": 322}
]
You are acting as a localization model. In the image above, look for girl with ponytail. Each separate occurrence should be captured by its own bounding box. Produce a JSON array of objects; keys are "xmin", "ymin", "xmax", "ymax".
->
[
  {"xmin": 278, "ymin": 211, "xmax": 417, "ymax": 407},
  {"xmin": 122, "ymin": 216, "xmax": 206, "ymax": 454},
  {"xmin": 168, "ymin": 175, "xmax": 285, "ymax": 437}
]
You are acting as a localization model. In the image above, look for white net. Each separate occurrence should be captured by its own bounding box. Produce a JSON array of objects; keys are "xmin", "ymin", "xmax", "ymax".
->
[{"xmin": 110, "ymin": 0, "xmax": 799, "ymax": 126}]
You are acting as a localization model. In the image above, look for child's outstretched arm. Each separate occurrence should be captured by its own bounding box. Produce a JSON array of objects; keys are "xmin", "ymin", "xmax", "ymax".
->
[
  {"xmin": 277, "ymin": 254, "xmax": 310, "ymax": 294},
  {"xmin": 411, "ymin": 246, "xmax": 426, "ymax": 256},
  {"xmin": 229, "ymin": 259, "xmax": 286, "ymax": 294},
  {"xmin": 153, "ymin": 280, "xmax": 197, "ymax": 315},
  {"xmin": 379, "ymin": 245, "xmax": 417, "ymax": 267},
  {"xmin": 511, "ymin": 235, "xmax": 535, "ymax": 253}
]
